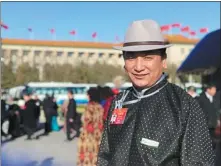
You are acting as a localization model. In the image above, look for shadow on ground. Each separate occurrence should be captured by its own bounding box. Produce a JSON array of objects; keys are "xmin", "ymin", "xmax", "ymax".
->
[
  {"xmin": 1, "ymin": 156, "xmax": 54, "ymax": 166},
  {"xmin": 1, "ymin": 123, "xmax": 63, "ymax": 147}
]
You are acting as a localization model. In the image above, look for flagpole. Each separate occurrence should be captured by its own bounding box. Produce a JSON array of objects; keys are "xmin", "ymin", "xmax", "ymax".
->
[
  {"xmin": 29, "ymin": 32, "xmax": 32, "ymax": 40},
  {"xmin": 51, "ymin": 33, "xmax": 56, "ymax": 40},
  {"xmin": 188, "ymin": 34, "xmax": 191, "ymax": 39},
  {"xmin": 92, "ymin": 37, "xmax": 96, "ymax": 42},
  {"xmin": 180, "ymin": 23, "xmax": 182, "ymax": 35},
  {"xmin": 75, "ymin": 29, "xmax": 78, "ymax": 41},
  {"xmin": 169, "ymin": 25, "xmax": 172, "ymax": 36},
  {"xmin": 32, "ymin": 32, "xmax": 35, "ymax": 40}
]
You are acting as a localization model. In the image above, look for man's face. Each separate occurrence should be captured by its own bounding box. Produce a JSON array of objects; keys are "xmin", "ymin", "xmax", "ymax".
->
[
  {"xmin": 67, "ymin": 92, "xmax": 73, "ymax": 99},
  {"xmin": 23, "ymin": 95, "xmax": 30, "ymax": 102},
  {"xmin": 124, "ymin": 50, "xmax": 166, "ymax": 88},
  {"xmin": 187, "ymin": 90, "xmax": 194, "ymax": 95},
  {"xmin": 207, "ymin": 86, "xmax": 217, "ymax": 96},
  {"xmin": 33, "ymin": 95, "xmax": 38, "ymax": 100}
]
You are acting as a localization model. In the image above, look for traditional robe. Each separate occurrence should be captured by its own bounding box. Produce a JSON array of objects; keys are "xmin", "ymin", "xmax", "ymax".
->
[{"xmin": 97, "ymin": 74, "xmax": 215, "ymax": 166}]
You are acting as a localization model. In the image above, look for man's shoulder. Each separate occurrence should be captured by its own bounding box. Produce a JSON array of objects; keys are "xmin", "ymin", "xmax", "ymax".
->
[
  {"xmin": 29, "ymin": 99, "xmax": 36, "ymax": 104},
  {"xmin": 168, "ymin": 83, "xmax": 200, "ymax": 107},
  {"xmin": 70, "ymin": 98, "xmax": 76, "ymax": 103},
  {"xmin": 168, "ymin": 83, "xmax": 190, "ymax": 98},
  {"xmin": 168, "ymin": 83, "xmax": 203, "ymax": 123}
]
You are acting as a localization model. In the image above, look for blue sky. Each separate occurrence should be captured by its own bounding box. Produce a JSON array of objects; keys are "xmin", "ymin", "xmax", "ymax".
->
[{"xmin": 1, "ymin": 2, "xmax": 220, "ymax": 42}]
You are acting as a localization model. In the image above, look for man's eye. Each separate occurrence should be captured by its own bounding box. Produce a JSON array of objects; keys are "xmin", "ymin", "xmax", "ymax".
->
[
  {"xmin": 124, "ymin": 53, "xmax": 135, "ymax": 59},
  {"xmin": 127, "ymin": 55, "xmax": 135, "ymax": 59},
  {"xmin": 143, "ymin": 55, "xmax": 152, "ymax": 60}
]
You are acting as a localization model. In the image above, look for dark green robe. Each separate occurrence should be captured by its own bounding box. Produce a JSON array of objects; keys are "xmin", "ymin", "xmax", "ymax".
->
[{"xmin": 97, "ymin": 76, "xmax": 215, "ymax": 166}]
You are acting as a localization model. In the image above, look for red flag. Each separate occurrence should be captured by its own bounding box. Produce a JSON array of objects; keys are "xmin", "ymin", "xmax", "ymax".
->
[
  {"xmin": 28, "ymin": 28, "xmax": 32, "ymax": 32},
  {"xmin": 0, "ymin": 22, "xmax": 8, "ymax": 29},
  {"xmin": 69, "ymin": 30, "xmax": 76, "ymax": 35},
  {"xmin": 180, "ymin": 26, "xmax": 190, "ymax": 32},
  {"xmin": 171, "ymin": 23, "xmax": 181, "ymax": 28},
  {"xmin": 160, "ymin": 25, "xmax": 170, "ymax": 32},
  {"xmin": 92, "ymin": 32, "xmax": 97, "ymax": 38},
  {"xmin": 199, "ymin": 28, "xmax": 208, "ymax": 33},
  {"xmin": 189, "ymin": 31, "xmax": 196, "ymax": 36},
  {"xmin": 50, "ymin": 28, "xmax": 55, "ymax": 34}
]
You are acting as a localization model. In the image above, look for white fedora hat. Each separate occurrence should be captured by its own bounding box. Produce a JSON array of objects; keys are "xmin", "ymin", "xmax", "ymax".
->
[{"xmin": 113, "ymin": 19, "xmax": 172, "ymax": 52}]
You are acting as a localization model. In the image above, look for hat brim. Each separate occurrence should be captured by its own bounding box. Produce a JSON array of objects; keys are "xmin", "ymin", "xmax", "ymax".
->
[{"xmin": 113, "ymin": 44, "xmax": 172, "ymax": 52}]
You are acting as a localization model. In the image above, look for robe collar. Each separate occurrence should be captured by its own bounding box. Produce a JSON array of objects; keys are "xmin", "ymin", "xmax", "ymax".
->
[
  {"xmin": 115, "ymin": 73, "xmax": 169, "ymax": 108},
  {"xmin": 132, "ymin": 73, "xmax": 168, "ymax": 98}
]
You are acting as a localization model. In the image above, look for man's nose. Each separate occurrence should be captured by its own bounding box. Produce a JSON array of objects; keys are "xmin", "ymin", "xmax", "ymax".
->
[{"xmin": 134, "ymin": 57, "xmax": 145, "ymax": 72}]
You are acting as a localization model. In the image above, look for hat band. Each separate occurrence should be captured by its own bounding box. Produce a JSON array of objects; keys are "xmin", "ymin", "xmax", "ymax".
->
[{"xmin": 123, "ymin": 41, "xmax": 170, "ymax": 47}]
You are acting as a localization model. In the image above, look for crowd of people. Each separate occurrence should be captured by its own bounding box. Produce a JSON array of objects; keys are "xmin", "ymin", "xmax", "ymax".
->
[
  {"xmin": 1, "ymin": 85, "xmax": 116, "ymax": 143},
  {"xmin": 1, "ymin": 91, "xmax": 59, "ymax": 140}
]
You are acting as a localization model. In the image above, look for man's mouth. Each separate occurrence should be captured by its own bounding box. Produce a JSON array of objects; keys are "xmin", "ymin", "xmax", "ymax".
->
[{"xmin": 133, "ymin": 73, "xmax": 149, "ymax": 79}]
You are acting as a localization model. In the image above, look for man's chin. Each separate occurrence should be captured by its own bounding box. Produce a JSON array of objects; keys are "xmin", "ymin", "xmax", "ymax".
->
[{"xmin": 131, "ymin": 80, "xmax": 149, "ymax": 88}]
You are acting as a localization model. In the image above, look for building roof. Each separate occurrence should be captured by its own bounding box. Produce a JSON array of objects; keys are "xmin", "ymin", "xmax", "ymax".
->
[{"xmin": 2, "ymin": 35, "xmax": 199, "ymax": 49}]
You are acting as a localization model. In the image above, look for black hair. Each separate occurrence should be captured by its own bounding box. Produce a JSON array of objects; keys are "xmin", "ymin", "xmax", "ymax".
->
[
  {"xmin": 22, "ymin": 90, "xmax": 31, "ymax": 97},
  {"xmin": 102, "ymin": 86, "xmax": 114, "ymax": 99},
  {"xmin": 204, "ymin": 83, "xmax": 216, "ymax": 89},
  {"xmin": 87, "ymin": 87, "xmax": 100, "ymax": 103},
  {"xmin": 187, "ymin": 86, "xmax": 196, "ymax": 92},
  {"xmin": 123, "ymin": 48, "xmax": 167, "ymax": 60},
  {"xmin": 67, "ymin": 89, "xmax": 74, "ymax": 95}
]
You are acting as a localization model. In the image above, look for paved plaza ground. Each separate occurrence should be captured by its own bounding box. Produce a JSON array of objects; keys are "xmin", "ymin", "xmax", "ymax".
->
[{"xmin": 2, "ymin": 127, "xmax": 78, "ymax": 166}]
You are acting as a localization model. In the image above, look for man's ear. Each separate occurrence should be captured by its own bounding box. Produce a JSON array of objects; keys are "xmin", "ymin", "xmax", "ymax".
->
[
  {"xmin": 162, "ymin": 59, "xmax": 167, "ymax": 69},
  {"xmin": 123, "ymin": 65, "xmax": 127, "ymax": 72}
]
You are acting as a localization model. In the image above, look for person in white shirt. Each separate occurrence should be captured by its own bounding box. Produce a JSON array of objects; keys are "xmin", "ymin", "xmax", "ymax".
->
[{"xmin": 198, "ymin": 83, "xmax": 220, "ymax": 149}]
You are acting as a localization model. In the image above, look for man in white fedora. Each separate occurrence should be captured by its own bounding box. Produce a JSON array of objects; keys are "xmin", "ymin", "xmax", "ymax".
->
[{"xmin": 97, "ymin": 20, "xmax": 215, "ymax": 166}]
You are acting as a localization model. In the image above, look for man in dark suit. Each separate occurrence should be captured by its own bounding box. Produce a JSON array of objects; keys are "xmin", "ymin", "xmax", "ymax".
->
[
  {"xmin": 1, "ymin": 99, "xmax": 8, "ymax": 138},
  {"xmin": 42, "ymin": 94, "xmax": 57, "ymax": 135},
  {"xmin": 21, "ymin": 91, "xmax": 39, "ymax": 140},
  {"xmin": 66, "ymin": 90, "xmax": 79, "ymax": 141},
  {"xmin": 33, "ymin": 94, "xmax": 41, "ymax": 126},
  {"xmin": 198, "ymin": 83, "xmax": 220, "ymax": 149}
]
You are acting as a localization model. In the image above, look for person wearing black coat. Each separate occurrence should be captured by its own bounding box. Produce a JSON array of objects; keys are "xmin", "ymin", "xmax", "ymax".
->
[
  {"xmin": 33, "ymin": 94, "xmax": 41, "ymax": 125},
  {"xmin": 7, "ymin": 103, "xmax": 21, "ymax": 139},
  {"xmin": 66, "ymin": 90, "xmax": 80, "ymax": 141},
  {"xmin": 1, "ymin": 99, "xmax": 8, "ymax": 137},
  {"xmin": 197, "ymin": 84, "xmax": 220, "ymax": 149},
  {"xmin": 21, "ymin": 92, "xmax": 39, "ymax": 140},
  {"xmin": 51, "ymin": 94, "xmax": 58, "ymax": 118},
  {"xmin": 1, "ymin": 99, "xmax": 7, "ymax": 120},
  {"xmin": 42, "ymin": 94, "xmax": 57, "ymax": 135},
  {"xmin": 97, "ymin": 19, "xmax": 215, "ymax": 166}
]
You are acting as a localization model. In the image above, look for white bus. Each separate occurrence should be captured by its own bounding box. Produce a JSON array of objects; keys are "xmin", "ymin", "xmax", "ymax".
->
[
  {"xmin": 184, "ymin": 82, "xmax": 203, "ymax": 95},
  {"xmin": 104, "ymin": 82, "xmax": 133, "ymax": 91},
  {"xmin": 8, "ymin": 82, "xmax": 97, "ymax": 105},
  {"xmin": 8, "ymin": 86, "xmax": 26, "ymax": 99}
]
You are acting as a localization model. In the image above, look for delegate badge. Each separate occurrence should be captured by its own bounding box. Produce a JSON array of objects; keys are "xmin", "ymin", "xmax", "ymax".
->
[{"xmin": 110, "ymin": 108, "xmax": 128, "ymax": 125}]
